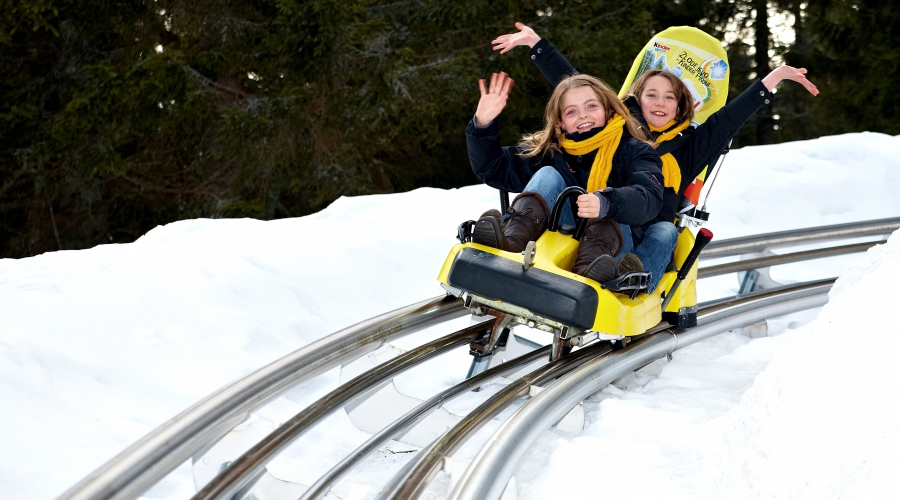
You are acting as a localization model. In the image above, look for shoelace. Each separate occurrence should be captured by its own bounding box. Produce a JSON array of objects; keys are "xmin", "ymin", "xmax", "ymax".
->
[
  {"xmin": 581, "ymin": 224, "xmax": 617, "ymax": 245},
  {"xmin": 507, "ymin": 206, "xmax": 543, "ymax": 226}
]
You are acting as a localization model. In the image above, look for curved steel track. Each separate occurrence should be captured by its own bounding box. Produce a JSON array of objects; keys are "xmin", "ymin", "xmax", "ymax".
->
[
  {"xmin": 55, "ymin": 218, "xmax": 896, "ymax": 500},
  {"xmin": 377, "ymin": 280, "xmax": 832, "ymax": 500},
  {"xmin": 449, "ymin": 281, "xmax": 830, "ymax": 500}
]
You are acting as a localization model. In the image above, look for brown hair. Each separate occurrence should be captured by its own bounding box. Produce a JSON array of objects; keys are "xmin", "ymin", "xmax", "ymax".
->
[
  {"xmin": 519, "ymin": 74, "xmax": 648, "ymax": 158},
  {"xmin": 627, "ymin": 69, "xmax": 695, "ymax": 127}
]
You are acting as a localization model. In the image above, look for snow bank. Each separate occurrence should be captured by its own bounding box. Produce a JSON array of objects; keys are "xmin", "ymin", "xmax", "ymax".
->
[
  {"xmin": 710, "ymin": 229, "xmax": 900, "ymax": 498},
  {"xmin": 706, "ymin": 132, "xmax": 900, "ymax": 239}
]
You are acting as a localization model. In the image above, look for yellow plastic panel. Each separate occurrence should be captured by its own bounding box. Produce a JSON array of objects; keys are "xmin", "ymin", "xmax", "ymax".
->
[
  {"xmin": 618, "ymin": 26, "xmax": 729, "ymax": 125},
  {"xmin": 661, "ymin": 229, "xmax": 699, "ymax": 313}
]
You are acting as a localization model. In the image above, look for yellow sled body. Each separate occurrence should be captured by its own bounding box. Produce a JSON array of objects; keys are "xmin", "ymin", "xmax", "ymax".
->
[{"xmin": 437, "ymin": 227, "xmax": 698, "ymax": 337}]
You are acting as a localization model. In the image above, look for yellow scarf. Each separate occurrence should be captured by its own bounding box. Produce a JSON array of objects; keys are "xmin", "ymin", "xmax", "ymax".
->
[
  {"xmin": 648, "ymin": 119, "xmax": 691, "ymax": 193},
  {"xmin": 560, "ymin": 114, "xmax": 626, "ymax": 193}
]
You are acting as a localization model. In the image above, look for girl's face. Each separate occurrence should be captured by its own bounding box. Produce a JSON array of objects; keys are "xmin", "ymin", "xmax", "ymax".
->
[
  {"xmin": 558, "ymin": 86, "xmax": 606, "ymax": 134},
  {"xmin": 640, "ymin": 75, "xmax": 679, "ymax": 128}
]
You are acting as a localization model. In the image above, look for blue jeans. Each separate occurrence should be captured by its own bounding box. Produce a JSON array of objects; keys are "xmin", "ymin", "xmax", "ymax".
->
[
  {"xmin": 522, "ymin": 167, "xmax": 678, "ymax": 293},
  {"xmin": 521, "ymin": 166, "xmax": 574, "ymax": 226},
  {"xmin": 616, "ymin": 221, "xmax": 679, "ymax": 293}
]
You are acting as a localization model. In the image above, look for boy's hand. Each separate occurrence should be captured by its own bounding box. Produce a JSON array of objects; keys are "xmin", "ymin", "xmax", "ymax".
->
[
  {"xmin": 762, "ymin": 65, "xmax": 819, "ymax": 96},
  {"xmin": 492, "ymin": 22, "xmax": 541, "ymax": 54},
  {"xmin": 576, "ymin": 193, "xmax": 601, "ymax": 219}
]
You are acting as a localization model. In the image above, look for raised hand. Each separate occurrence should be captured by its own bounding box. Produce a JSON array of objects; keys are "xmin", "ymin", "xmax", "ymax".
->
[
  {"xmin": 492, "ymin": 22, "xmax": 541, "ymax": 54},
  {"xmin": 474, "ymin": 72, "xmax": 515, "ymax": 127},
  {"xmin": 762, "ymin": 65, "xmax": 820, "ymax": 96}
]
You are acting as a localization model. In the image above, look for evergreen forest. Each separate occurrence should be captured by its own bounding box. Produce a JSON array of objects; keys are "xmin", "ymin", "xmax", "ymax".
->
[{"xmin": 2, "ymin": 0, "xmax": 897, "ymax": 257}]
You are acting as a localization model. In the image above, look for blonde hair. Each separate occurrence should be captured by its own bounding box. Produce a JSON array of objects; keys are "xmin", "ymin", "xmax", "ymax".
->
[
  {"xmin": 627, "ymin": 69, "xmax": 695, "ymax": 129},
  {"xmin": 519, "ymin": 74, "xmax": 648, "ymax": 158}
]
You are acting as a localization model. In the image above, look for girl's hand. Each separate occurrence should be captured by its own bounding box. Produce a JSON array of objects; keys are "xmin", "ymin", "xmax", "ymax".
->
[
  {"xmin": 576, "ymin": 193, "xmax": 601, "ymax": 219},
  {"xmin": 475, "ymin": 72, "xmax": 514, "ymax": 126},
  {"xmin": 492, "ymin": 22, "xmax": 541, "ymax": 54},
  {"xmin": 762, "ymin": 65, "xmax": 820, "ymax": 96}
]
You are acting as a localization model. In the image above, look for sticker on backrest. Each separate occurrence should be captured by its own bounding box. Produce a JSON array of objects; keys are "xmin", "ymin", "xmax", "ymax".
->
[{"xmin": 619, "ymin": 26, "xmax": 730, "ymax": 126}]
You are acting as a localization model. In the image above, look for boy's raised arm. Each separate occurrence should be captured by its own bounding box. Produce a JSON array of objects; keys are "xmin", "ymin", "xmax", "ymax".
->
[
  {"xmin": 761, "ymin": 65, "xmax": 820, "ymax": 95},
  {"xmin": 493, "ymin": 23, "xmax": 578, "ymax": 88},
  {"xmin": 491, "ymin": 22, "xmax": 541, "ymax": 53}
]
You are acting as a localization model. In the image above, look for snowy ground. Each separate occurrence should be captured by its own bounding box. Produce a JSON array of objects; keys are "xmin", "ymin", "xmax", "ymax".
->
[{"xmin": 1, "ymin": 132, "xmax": 899, "ymax": 499}]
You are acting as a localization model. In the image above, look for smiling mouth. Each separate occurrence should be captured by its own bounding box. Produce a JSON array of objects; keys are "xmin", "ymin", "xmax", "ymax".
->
[
  {"xmin": 652, "ymin": 111, "xmax": 667, "ymax": 117},
  {"xmin": 576, "ymin": 122, "xmax": 595, "ymax": 130}
]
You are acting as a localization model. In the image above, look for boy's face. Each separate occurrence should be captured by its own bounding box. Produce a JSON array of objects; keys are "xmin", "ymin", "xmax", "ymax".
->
[{"xmin": 640, "ymin": 75, "xmax": 679, "ymax": 128}]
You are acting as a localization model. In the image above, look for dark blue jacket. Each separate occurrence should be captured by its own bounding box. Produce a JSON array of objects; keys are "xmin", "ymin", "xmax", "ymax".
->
[
  {"xmin": 466, "ymin": 118, "xmax": 664, "ymax": 230},
  {"xmin": 528, "ymin": 37, "xmax": 775, "ymax": 223}
]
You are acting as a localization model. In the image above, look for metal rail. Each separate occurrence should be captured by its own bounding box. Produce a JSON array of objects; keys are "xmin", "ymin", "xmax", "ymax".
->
[
  {"xmin": 447, "ymin": 281, "xmax": 833, "ymax": 500},
  {"xmin": 377, "ymin": 281, "xmax": 833, "ymax": 500},
  {"xmin": 251, "ymin": 280, "xmax": 833, "ymax": 500},
  {"xmin": 696, "ymin": 278, "xmax": 834, "ymax": 311},
  {"xmin": 192, "ymin": 320, "xmax": 493, "ymax": 500},
  {"xmin": 700, "ymin": 217, "xmax": 899, "ymax": 258},
  {"xmin": 698, "ymin": 241, "xmax": 877, "ymax": 278},
  {"xmin": 374, "ymin": 325, "xmax": 675, "ymax": 500},
  {"xmin": 56, "ymin": 295, "xmax": 466, "ymax": 500},
  {"xmin": 299, "ymin": 344, "xmax": 553, "ymax": 500}
]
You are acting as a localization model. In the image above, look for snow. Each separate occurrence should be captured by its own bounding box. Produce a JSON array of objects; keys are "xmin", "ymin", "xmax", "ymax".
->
[{"xmin": 1, "ymin": 131, "xmax": 899, "ymax": 499}]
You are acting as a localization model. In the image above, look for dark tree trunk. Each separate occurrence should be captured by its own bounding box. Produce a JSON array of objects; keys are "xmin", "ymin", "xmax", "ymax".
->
[
  {"xmin": 755, "ymin": 0, "xmax": 773, "ymax": 145},
  {"xmin": 792, "ymin": 1, "xmax": 803, "ymax": 45}
]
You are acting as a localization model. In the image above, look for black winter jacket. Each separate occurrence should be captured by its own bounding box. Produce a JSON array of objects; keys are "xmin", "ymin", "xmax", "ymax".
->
[
  {"xmin": 527, "ymin": 37, "xmax": 775, "ymax": 223},
  {"xmin": 466, "ymin": 118, "xmax": 664, "ymax": 232}
]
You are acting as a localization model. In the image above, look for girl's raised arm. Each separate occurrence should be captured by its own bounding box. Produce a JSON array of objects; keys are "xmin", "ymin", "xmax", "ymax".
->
[
  {"xmin": 474, "ymin": 72, "xmax": 515, "ymax": 126},
  {"xmin": 492, "ymin": 22, "xmax": 541, "ymax": 53},
  {"xmin": 761, "ymin": 65, "xmax": 820, "ymax": 95}
]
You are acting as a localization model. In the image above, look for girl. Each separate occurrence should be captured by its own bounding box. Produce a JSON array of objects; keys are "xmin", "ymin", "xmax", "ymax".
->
[
  {"xmin": 491, "ymin": 23, "xmax": 819, "ymax": 293},
  {"xmin": 467, "ymin": 71, "xmax": 664, "ymax": 283}
]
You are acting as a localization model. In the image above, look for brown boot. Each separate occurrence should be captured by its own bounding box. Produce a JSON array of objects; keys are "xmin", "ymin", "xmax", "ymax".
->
[
  {"xmin": 471, "ymin": 209, "xmax": 508, "ymax": 250},
  {"xmin": 472, "ymin": 192, "xmax": 550, "ymax": 252},
  {"xmin": 581, "ymin": 254, "xmax": 618, "ymax": 283},
  {"xmin": 480, "ymin": 209, "xmax": 505, "ymax": 232},
  {"xmin": 618, "ymin": 252, "xmax": 644, "ymax": 275},
  {"xmin": 572, "ymin": 218, "xmax": 623, "ymax": 278}
]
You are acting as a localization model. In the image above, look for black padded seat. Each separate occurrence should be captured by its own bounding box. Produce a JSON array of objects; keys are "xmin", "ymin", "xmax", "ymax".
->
[{"xmin": 447, "ymin": 248, "xmax": 598, "ymax": 330}]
